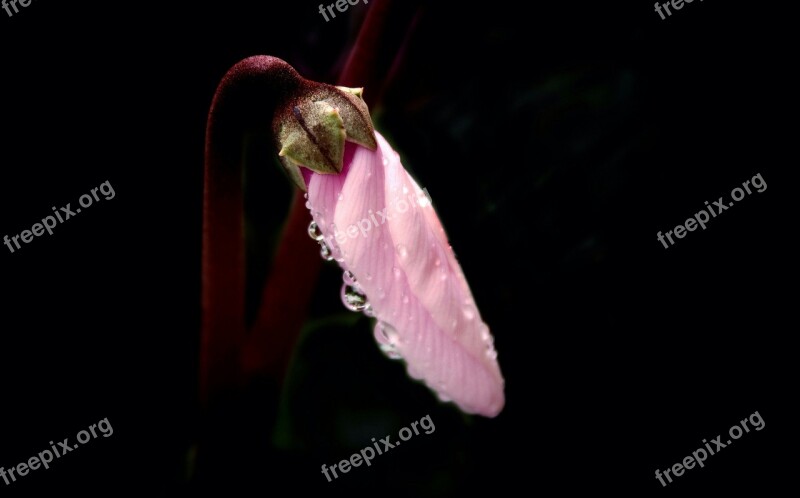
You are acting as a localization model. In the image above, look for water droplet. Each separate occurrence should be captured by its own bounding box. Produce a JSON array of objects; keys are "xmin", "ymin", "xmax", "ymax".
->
[
  {"xmin": 319, "ymin": 241, "xmax": 334, "ymax": 261},
  {"xmin": 483, "ymin": 325, "xmax": 497, "ymax": 359},
  {"xmin": 374, "ymin": 326, "xmax": 389, "ymax": 346},
  {"xmin": 308, "ymin": 221, "xmax": 324, "ymax": 241},
  {"xmin": 402, "ymin": 186, "xmax": 409, "ymax": 195},
  {"xmin": 434, "ymin": 259, "xmax": 441, "ymax": 267},
  {"xmin": 392, "ymin": 267, "xmax": 402, "ymax": 279},
  {"xmin": 463, "ymin": 305, "xmax": 475, "ymax": 321},
  {"xmin": 365, "ymin": 272, "xmax": 372, "ymax": 281},
  {"xmin": 363, "ymin": 304, "xmax": 376, "ymax": 317},
  {"xmin": 434, "ymin": 381, "xmax": 451, "ymax": 402},
  {"xmin": 439, "ymin": 270, "xmax": 448, "ymax": 281},
  {"xmin": 342, "ymin": 270, "xmax": 357, "ymax": 286},
  {"xmin": 337, "ymin": 192, "xmax": 344, "ymax": 202},
  {"xmin": 384, "ymin": 348, "xmax": 402, "ymax": 360},
  {"xmin": 375, "ymin": 322, "xmax": 402, "ymax": 359},
  {"xmin": 450, "ymin": 318, "xmax": 458, "ymax": 330},
  {"xmin": 331, "ymin": 242, "xmax": 345, "ymax": 263},
  {"xmin": 305, "ymin": 201, "xmax": 311, "ymax": 209},
  {"xmin": 341, "ymin": 283, "xmax": 368, "ymax": 311},
  {"xmin": 376, "ymin": 322, "xmax": 397, "ymax": 344},
  {"xmin": 303, "ymin": 193, "xmax": 309, "ymax": 199},
  {"xmin": 396, "ymin": 244, "xmax": 408, "ymax": 260},
  {"xmin": 407, "ymin": 365, "xmax": 423, "ymax": 379},
  {"xmin": 382, "ymin": 157, "xmax": 389, "ymax": 166},
  {"xmin": 402, "ymin": 294, "xmax": 409, "ymax": 304}
]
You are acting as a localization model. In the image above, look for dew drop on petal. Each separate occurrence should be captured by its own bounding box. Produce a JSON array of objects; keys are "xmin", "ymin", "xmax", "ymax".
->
[
  {"xmin": 382, "ymin": 157, "xmax": 389, "ymax": 166},
  {"xmin": 337, "ymin": 192, "xmax": 344, "ymax": 202},
  {"xmin": 396, "ymin": 244, "xmax": 408, "ymax": 260},
  {"xmin": 308, "ymin": 221, "xmax": 324, "ymax": 241},
  {"xmin": 342, "ymin": 270, "xmax": 357, "ymax": 286},
  {"xmin": 392, "ymin": 267, "xmax": 402, "ymax": 279},
  {"xmin": 384, "ymin": 349, "xmax": 403, "ymax": 360},
  {"xmin": 374, "ymin": 324, "xmax": 390, "ymax": 345},
  {"xmin": 341, "ymin": 283, "xmax": 368, "ymax": 311},
  {"xmin": 375, "ymin": 321, "xmax": 398, "ymax": 345},
  {"xmin": 463, "ymin": 305, "xmax": 475, "ymax": 321},
  {"xmin": 375, "ymin": 322, "xmax": 402, "ymax": 360},
  {"xmin": 434, "ymin": 381, "xmax": 451, "ymax": 402},
  {"xmin": 319, "ymin": 241, "xmax": 334, "ymax": 261},
  {"xmin": 407, "ymin": 365, "xmax": 423, "ymax": 379},
  {"xmin": 363, "ymin": 304, "xmax": 376, "ymax": 317},
  {"xmin": 483, "ymin": 325, "xmax": 498, "ymax": 359}
]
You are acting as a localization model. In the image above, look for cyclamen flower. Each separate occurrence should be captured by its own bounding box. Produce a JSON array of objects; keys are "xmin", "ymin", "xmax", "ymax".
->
[
  {"xmin": 302, "ymin": 135, "xmax": 505, "ymax": 417},
  {"xmin": 264, "ymin": 59, "xmax": 505, "ymax": 416}
]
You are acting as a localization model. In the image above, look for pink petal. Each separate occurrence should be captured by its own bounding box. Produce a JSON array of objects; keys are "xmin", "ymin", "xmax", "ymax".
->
[{"xmin": 306, "ymin": 133, "xmax": 504, "ymax": 417}]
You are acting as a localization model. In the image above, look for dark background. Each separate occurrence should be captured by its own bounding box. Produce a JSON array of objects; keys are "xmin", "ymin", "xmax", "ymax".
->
[{"xmin": 0, "ymin": 0, "xmax": 792, "ymax": 495}]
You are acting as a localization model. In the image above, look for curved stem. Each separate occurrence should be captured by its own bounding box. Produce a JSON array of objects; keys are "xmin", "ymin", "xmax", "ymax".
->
[{"xmin": 200, "ymin": 56, "xmax": 300, "ymax": 404}]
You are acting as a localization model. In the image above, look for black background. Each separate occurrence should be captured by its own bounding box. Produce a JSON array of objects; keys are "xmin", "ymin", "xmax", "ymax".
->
[{"xmin": 0, "ymin": 0, "xmax": 792, "ymax": 495}]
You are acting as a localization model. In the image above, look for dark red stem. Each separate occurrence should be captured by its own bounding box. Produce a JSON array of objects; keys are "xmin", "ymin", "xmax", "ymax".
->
[{"xmin": 200, "ymin": 56, "xmax": 301, "ymax": 403}]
